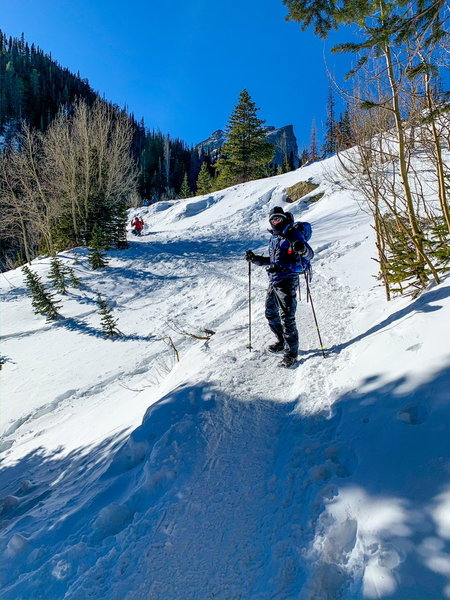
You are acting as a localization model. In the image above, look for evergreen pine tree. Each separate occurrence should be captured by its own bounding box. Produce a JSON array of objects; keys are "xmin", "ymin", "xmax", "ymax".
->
[
  {"xmin": 96, "ymin": 294, "xmax": 121, "ymax": 337},
  {"xmin": 179, "ymin": 172, "xmax": 192, "ymax": 198},
  {"xmin": 112, "ymin": 203, "xmax": 129, "ymax": 249},
  {"xmin": 215, "ymin": 89, "xmax": 274, "ymax": 188},
  {"xmin": 22, "ymin": 264, "xmax": 41, "ymax": 297},
  {"xmin": 336, "ymin": 107, "xmax": 353, "ymax": 149},
  {"xmin": 299, "ymin": 148, "xmax": 310, "ymax": 166},
  {"xmin": 48, "ymin": 256, "xmax": 68, "ymax": 294},
  {"xmin": 281, "ymin": 154, "xmax": 290, "ymax": 174},
  {"xmin": 64, "ymin": 264, "xmax": 81, "ymax": 288},
  {"xmin": 283, "ymin": 0, "xmax": 446, "ymax": 43},
  {"xmin": 425, "ymin": 217, "xmax": 450, "ymax": 272},
  {"xmin": 309, "ymin": 118, "xmax": 320, "ymax": 161},
  {"xmin": 87, "ymin": 225, "xmax": 109, "ymax": 269},
  {"xmin": 382, "ymin": 216, "xmax": 430, "ymax": 297},
  {"xmin": 196, "ymin": 162, "xmax": 214, "ymax": 195},
  {"xmin": 323, "ymin": 86, "xmax": 338, "ymax": 156},
  {"xmin": 288, "ymin": 151, "xmax": 296, "ymax": 171},
  {"xmin": 266, "ymin": 163, "xmax": 278, "ymax": 177},
  {"xmin": 22, "ymin": 265, "xmax": 61, "ymax": 320},
  {"xmin": 48, "ymin": 256, "xmax": 81, "ymax": 292}
]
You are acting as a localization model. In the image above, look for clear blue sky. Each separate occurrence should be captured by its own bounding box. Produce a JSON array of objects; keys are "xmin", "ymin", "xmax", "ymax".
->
[{"xmin": 2, "ymin": 0, "xmax": 355, "ymax": 148}]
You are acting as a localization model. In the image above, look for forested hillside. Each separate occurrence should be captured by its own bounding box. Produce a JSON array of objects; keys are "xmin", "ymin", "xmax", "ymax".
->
[
  {"xmin": 0, "ymin": 31, "xmax": 97, "ymax": 138},
  {"xmin": 0, "ymin": 30, "xmax": 204, "ymax": 203}
]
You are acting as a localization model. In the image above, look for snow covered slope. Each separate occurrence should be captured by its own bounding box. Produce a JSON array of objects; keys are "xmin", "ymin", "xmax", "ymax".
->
[{"xmin": 1, "ymin": 156, "xmax": 449, "ymax": 599}]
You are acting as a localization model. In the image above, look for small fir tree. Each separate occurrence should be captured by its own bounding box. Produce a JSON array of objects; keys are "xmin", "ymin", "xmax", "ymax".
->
[
  {"xmin": 179, "ymin": 173, "xmax": 192, "ymax": 198},
  {"xmin": 336, "ymin": 107, "xmax": 353, "ymax": 150},
  {"xmin": 111, "ymin": 203, "xmax": 129, "ymax": 250},
  {"xmin": 88, "ymin": 225, "xmax": 109, "ymax": 269},
  {"xmin": 48, "ymin": 256, "xmax": 81, "ymax": 292},
  {"xmin": 22, "ymin": 265, "xmax": 62, "ymax": 320},
  {"xmin": 48, "ymin": 256, "xmax": 69, "ymax": 294},
  {"xmin": 288, "ymin": 151, "xmax": 296, "ymax": 171},
  {"xmin": 382, "ymin": 217, "xmax": 429, "ymax": 297},
  {"xmin": 424, "ymin": 218, "xmax": 450, "ymax": 272},
  {"xmin": 266, "ymin": 163, "xmax": 278, "ymax": 177},
  {"xmin": 22, "ymin": 264, "xmax": 42, "ymax": 297},
  {"xmin": 196, "ymin": 162, "xmax": 214, "ymax": 195},
  {"xmin": 65, "ymin": 264, "xmax": 81, "ymax": 288},
  {"xmin": 281, "ymin": 154, "xmax": 291, "ymax": 174},
  {"xmin": 299, "ymin": 148, "xmax": 310, "ymax": 166},
  {"xmin": 96, "ymin": 294, "xmax": 121, "ymax": 337}
]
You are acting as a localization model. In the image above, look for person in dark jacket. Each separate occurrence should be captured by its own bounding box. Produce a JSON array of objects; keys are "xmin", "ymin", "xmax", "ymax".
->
[{"xmin": 246, "ymin": 206, "xmax": 314, "ymax": 368}]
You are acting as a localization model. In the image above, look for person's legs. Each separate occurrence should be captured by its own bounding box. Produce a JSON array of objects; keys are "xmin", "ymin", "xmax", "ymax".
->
[
  {"xmin": 265, "ymin": 285, "xmax": 284, "ymax": 345},
  {"xmin": 272, "ymin": 279, "xmax": 298, "ymax": 357}
]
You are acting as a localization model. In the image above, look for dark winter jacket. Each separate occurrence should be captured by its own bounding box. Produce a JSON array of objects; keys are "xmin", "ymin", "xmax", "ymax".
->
[{"xmin": 252, "ymin": 223, "xmax": 314, "ymax": 284}]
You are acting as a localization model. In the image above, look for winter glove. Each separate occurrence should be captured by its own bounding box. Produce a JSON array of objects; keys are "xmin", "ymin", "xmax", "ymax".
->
[
  {"xmin": 245, "ymin": 250, "xmax": 256, "ymax": 262},
  {"xmin": 292, "ymin": 240, "xmax": 307, "ymax": 255}
]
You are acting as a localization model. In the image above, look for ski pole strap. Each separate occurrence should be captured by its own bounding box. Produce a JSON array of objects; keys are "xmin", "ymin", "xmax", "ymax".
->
[{"xmin": 303, "ymin": 260, "xmax": 312, "ymax": 283}]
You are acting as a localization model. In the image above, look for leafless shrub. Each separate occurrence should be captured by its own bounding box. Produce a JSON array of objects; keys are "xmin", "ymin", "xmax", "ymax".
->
[
  {"xmin": 0, "ymin": 99, "xmax": 139, "ymax": 268},
  {"xmin": 166, "ymin": 320, "xmax": 215, "ymax": 341},
  {"xmin": 159, "ymin": 335, "xmax": 180, "ymax": 363}
]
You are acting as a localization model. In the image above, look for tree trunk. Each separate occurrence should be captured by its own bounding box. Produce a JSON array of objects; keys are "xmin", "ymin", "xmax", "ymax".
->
[
  {"xmin": 424, "ymin": 69, "xmax": 450, "ymax": 234},
  {"xmin": 382, "ymin": 42, "xmax": 439, "ymax": 284}
]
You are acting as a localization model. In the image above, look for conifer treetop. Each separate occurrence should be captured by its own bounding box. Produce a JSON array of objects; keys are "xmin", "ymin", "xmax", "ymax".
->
[
  {"xmin": 283, "ymin": 0, "xmax": 447, "ymax": 47},
  {"xmin": 196, "ymin": 163, "xmax": 214, "ymax": 195},
  {"xmin": 216, "ymin": 89, "xmax": 274, "ymax": 186}
]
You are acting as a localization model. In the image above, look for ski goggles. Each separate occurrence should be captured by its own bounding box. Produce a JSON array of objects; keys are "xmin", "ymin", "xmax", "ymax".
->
[{"xmin": 269, "ymin": 215, "xmax": 286, "ymax": 226}]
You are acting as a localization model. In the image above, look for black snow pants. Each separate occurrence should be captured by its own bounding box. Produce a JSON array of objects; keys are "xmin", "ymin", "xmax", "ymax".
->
[{"xmin": 265, "ymin": 277, "xmax": 299, "ymax": 356}]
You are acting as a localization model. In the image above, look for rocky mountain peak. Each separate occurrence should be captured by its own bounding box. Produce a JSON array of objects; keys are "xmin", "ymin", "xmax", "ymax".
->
[{"xmin": 195, "ymin": 124, "xmax": 299, "ymax": 168}]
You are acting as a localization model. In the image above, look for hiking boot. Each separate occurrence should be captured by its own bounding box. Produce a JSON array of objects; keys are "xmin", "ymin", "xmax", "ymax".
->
[
  {"xmin": 279, "ymin": 353, "xmax": 297, "ymax": 368},
  {"xmin": 268, "ymin": 341, "xmax": 284, "ymax": 353}
]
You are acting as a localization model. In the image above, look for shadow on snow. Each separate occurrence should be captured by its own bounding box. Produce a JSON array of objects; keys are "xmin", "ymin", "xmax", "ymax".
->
[{"xmin": 1, "ymin": 363, "xmax": 449, "ymax": 600}]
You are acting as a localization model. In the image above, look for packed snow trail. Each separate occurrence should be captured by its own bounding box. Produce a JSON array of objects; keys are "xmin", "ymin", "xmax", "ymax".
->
[{"xmin": 1, "ymin": 158, "xmax": 450, "ymax": 599}]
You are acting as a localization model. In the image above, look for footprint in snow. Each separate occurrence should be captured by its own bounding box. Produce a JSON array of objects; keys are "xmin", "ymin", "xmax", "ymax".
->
[
  {"xmin": 0, "ymin": 495, "xmax": 20, "ymax": 517},
  {"xmin": 325, "ymin": 445, "xmax": 358, "ymax": 478},
  {"xmin": 406, "ymin": 343, "xmax": 422, "ymax": 352},
  {"xmin": 90, "ymin": 503, "xmax": 134, "ymax": 542},
  {"xmin": 397, "ymin": 403, "xmax": 429, "ymax": 425}
]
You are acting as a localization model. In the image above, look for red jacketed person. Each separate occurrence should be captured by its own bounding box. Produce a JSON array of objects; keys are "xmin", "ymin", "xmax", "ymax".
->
[{"xmin": 131, "ymin": 216, "xmax": 144, "ymax": 236}]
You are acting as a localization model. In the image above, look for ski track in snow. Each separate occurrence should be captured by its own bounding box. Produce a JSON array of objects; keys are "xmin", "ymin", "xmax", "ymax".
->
[{"xmin": 2, "ymin": 159, "xmax": 450, "ymax": 600}]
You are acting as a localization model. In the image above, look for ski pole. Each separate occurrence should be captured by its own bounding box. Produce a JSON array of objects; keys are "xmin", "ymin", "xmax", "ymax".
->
[
  {"xmin": 247, "ymin": 261, "xmax": 253, "ymax": 351},
  {"xmin": 303, "ymin": 271, "xmax": 326, "ymax": 358}
]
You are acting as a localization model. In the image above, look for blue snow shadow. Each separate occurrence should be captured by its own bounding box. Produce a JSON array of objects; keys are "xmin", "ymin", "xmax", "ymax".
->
[
  {"xmin": 121, "ymin": 236, "xmax": 264, "ymax": 263},
  {"xmin": 55, "ymin": 316, "xmax": 156, "ymax": 342},
  {"xmin": 2, "ymin": 366, "xmax": 450, "ymax": 600}
]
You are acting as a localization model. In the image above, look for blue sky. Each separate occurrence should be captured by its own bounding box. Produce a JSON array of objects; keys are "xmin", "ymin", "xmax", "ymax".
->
[{"xmin": 3, "ymin": 0, "xmax": 355, "ymax": 148}]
